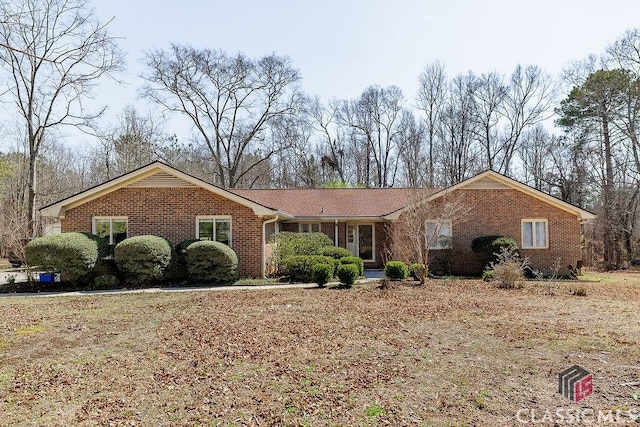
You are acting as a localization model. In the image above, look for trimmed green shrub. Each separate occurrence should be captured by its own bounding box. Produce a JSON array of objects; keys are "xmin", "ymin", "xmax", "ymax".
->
[
  {"xmin": 340, "ymin": 256, "xmax": 364, "ymax": 276},
  {"xmin": 385, "ymin": 260, "xmax": 409, "ymax": 280},
  {"xmin": 114, "ymin": 235, "xmax": 172, "ymax": 285},
  {"xmin": 25, "ymin": 232, "xmax": 106, "ymax": 283},
  {"xmin": 313, "ymin": 263, "xmax": 333, "ymax": 288},
  {"xmin": 280, "ymin": 255, "xmax": 336, "ymax": 282},
  {"xmin": 337, "ymin": 264, "xmax": 359, "ymax": 288},
  {"xmin": 410, "ymin": 263, "xmax": 428, "ymax": 281},
  {"xmin": 273, "ymin": 232, "xmax": 333, "ymax": 265},
  {"xmin": 185, "ymin": 241, "xmax": 238, "ymax": 283},
  {"xmin": 320, "ymin": 246, "xmax": 352, "ymax": 259}
]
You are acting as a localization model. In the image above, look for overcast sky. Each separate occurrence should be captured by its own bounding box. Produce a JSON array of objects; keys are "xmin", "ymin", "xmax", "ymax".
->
[
  {"xmin": 95, "ymin": 0, "xmax": 640, "ymax": 104},
  {"xmin": 3, "ymin": 0, "xmax": 640, "ymax": 149}
]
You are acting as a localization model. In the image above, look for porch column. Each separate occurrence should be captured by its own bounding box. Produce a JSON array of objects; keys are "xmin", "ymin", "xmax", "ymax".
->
[{"xmin": 334, "ymin": 220, "xmax": 339, "ymax": 246}]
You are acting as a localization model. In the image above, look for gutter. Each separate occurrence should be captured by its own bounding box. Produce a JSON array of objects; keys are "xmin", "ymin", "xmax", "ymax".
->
[{"xmin": 262, "ymin": 215, "xmax": 280, "ymax": 278}]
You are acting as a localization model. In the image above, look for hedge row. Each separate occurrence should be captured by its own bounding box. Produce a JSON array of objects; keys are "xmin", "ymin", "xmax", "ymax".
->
[
  {"xmin": 280, "ymin": 253, "xmax": 365, "ymax": 287},
  {"xmin": 24, "ymin": 233, "xmax": 239, "ymax": 288}
]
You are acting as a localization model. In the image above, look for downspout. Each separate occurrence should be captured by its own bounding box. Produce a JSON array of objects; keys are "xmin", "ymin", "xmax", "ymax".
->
[
  {"xmin": 334, "ymin": 220, "xmax": 339, "ymax": 246},
  {"xmin": 262, "ymin": 215, "xmax": 279, "ymax": 278}
]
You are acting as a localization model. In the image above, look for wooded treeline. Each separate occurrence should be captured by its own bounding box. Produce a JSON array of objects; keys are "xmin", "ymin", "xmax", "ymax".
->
[{"xmin": 1, "ymin": 0, "xmax": 640, "ymax": 268}]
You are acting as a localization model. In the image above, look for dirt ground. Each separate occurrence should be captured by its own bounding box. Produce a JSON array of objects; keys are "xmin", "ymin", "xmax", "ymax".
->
[{"xmin": 0, "ymin": 271, "xmax": 639, "ymax": 426}]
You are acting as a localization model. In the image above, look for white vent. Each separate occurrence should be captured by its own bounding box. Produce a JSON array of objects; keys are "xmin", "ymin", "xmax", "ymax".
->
[{"xmin": 127, "ymin": 172, "xmax": 197, "ymax": 188}]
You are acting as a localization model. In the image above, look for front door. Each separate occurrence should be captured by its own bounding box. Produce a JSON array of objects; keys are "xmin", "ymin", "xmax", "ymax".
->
[{"xmin": 346, "ymin": 223, "xmax": 374, "ymax": 261}]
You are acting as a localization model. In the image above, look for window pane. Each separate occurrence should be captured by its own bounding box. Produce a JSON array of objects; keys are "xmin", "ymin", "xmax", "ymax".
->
[
  {"xmin": 215, "ymin": 219, "xmax": 231, "ymax": 246},
  {"xmin": 198, "ymin": 220, "xmax": 214, "ymax": 240},
  {"xmin": 522, "ymin": 222, "xmax": 533, "ymax": 248},
  {"xmin": 95, "ymin": 220, "xmax": 111, "ymax": 242},
  {"xmin": 112, "ymin": 220, "xmax": 128, "ymax": 245},
  {"xmin": 535, "ymin": 221, "xmax": 546, "ymax": 247},
  {"xmin": 311, "ymin": 223, "xmax": 320, "ymax": 232}
]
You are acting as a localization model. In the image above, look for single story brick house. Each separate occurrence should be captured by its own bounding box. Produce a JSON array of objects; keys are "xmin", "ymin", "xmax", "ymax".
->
[{"xmin": 40, "ymin": 162, "xmax": 595, "ymax": 277}]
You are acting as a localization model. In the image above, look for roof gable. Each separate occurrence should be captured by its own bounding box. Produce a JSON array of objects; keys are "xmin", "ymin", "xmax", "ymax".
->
[
  {"xmin": 40, "ymin": 162, "xmax": 278, "ymax": 218},
  {"xmin": 384, "ymin": 170, "xmax": 596, "ymax": 221}
]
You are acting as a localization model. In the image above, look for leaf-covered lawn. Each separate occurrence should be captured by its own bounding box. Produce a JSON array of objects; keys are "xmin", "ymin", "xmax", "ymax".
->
[{"xmin": 0, "ymin": 273, "xmax": 639, "ymax": 426}]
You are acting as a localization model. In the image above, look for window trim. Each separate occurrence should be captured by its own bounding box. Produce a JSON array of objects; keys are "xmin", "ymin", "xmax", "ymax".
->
[
  {"xmin": 521, "ymin": 219, "xmax": 549, "ymax": 249},
  {"xmin": 196, "ymin": 215, "xmax": 233, "ymax": 246},
  {"xmin": 92, "ymin": 216, "xmax": 128, "ymax": 245},
  {"xmin": 425, "ymin": 219, "xmax": 452, "ymax": 250},
  {"xmin": 298, "ymin": 222, "xmax": 322, "ymax": 233}
]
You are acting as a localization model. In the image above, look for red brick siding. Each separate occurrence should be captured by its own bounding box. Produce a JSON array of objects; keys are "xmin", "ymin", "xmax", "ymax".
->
[
  {"xmin": 61, "ymin": 187, "xmax": 264, "ymax": 277},
  {"xmin": 392, "ymin": 189, "xmax": 582, "ymax": 275}
]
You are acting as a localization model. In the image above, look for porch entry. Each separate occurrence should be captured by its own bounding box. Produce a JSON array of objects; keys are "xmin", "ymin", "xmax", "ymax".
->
[{"xmin": 346, "ymin": 223, "xmax": 374, "ymax": 261}]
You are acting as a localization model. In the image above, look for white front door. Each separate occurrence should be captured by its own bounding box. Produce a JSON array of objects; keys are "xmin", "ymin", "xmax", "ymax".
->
[{"xmin": 346, "ymin": 223, "xmax": 375, "ymax": 261}]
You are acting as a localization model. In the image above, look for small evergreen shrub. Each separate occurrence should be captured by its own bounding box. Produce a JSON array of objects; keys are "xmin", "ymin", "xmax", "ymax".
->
[
  {"xmin": 114, "ymin": 235, "xmax": 172, "ymax": 285},
  {"xmin": 337, "ymin": 264, "xmax": 359, "ymax": 288},
  {"xmin": 25, "ymin": 232, "xmax": 106, "ymax": 283},
  {"xmin": 385, "ymin": 260, "xmax": 409, "ymax": 280},
  {"xmin": 272, "ymin": 232, "xmax": 333, "ymax": 266},
  {"xmin": 340, "ymin": 256, "xmax": 364, "ymax": 276},
  {"xmin": 185, "ymin": 241, "xmax": 238, "ymax": 283},
  {"xmin": 409, "ymin": 263, "xmax": 428, "ymax": 281},
  {"xmin": 313, "ymin": 263, "xmax": 333, "ymax": 288},
  {"xmin": 481, "ymin": 270, "xmax": 495, "ymax": 282},
  {"xmin": 320, "ymin": 246, "xmax": 352, "ymax": 259},
  {"xmin": 280, "ymin": 255, "xmax": 336, "ymax": 282}
]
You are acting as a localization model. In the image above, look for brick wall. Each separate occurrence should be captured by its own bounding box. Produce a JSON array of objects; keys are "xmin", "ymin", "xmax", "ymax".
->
[
  {"xmin": 61, "ymin": 187, "xmax": 264, "ymax": 277},
  {"xmin": 395, "ymin": 189, "xmax": 582, "ymax": 275}
]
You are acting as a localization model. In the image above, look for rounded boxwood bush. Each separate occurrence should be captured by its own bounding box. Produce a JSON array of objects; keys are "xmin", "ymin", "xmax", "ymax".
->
[
  {"xmin": 340, "ymin": 256, "xmax": 364, "ymax": 276},
  {"xmin": 114, "ymin": 235, "xmax": 172, "ymax": 285},
  {"xmin": 337, "ymin": 264, "xmax": 359, "ymax": 288},
  {"xmin": 320, "ymin": 246, "xmax": 352, "ymax": 259},
  {"xmin": 25, "ymin": 232, "xmax": 106, "ymax": 283},
  {"xmin": 385, "ymin": 260, "xmax": 409, "ymax": 280},
  {"xmin": 185, "ymin": 241, "xmax": 238, "ymax": 283},
  {"xmin": 280, "ymin": 255, "xmax": 336, "ymax": 282},
  {"xmin": 313, "ymin": 263, "xmax": 333, "ymax": 288}
]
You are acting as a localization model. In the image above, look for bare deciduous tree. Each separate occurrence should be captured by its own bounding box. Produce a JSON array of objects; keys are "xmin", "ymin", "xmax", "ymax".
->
[
  {"xmin": 141, "ymin": 46, "xmax": 304, "ymax": 188},
  {"xmin": 0, "ymin": 0, "xmax": 123, "ymax": 236},
  {"xmin": 385, "ymin": 192, "xmax": 472, "ymax": 284},
  {"xmin": 417, "ymin": 61, "xmax": 447, "ymax": 186}
]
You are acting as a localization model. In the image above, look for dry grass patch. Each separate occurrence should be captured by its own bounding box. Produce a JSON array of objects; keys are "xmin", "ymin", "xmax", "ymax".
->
[{"xmin": 0, "ymin": 272, "xmax": 639, "ymax": 425}]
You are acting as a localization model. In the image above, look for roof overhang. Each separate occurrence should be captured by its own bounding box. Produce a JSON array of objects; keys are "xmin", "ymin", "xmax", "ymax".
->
[
  {"xmin": 281, "ymin": 216, "xmax": 388, "ymax": 222},
  {"xmin": 383, "ymin": 170, "xmax": 597, "ymax": 222},
  {"xmin": 40, "ymin": 162, "xmax": 280, "ymax": 218}
]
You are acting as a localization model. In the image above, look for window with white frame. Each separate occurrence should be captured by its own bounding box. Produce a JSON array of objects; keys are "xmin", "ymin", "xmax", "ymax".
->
[
  {"xmin": 299, "ymin": 223, "xmax": 321, "ymax": 233},
  {"xmin": 425, "ymin": 220, "xmax": 452, "ymax": 250},
  {"xmin": 521, "ymin": 219, "xmax": 548, "ymax": 249},
  {"xmin": 197, "ymin": 216, "xmax": 232, "ymax": 246},
  {"xmin": 93, "ymin": 217, "xmax": 128, "ymax": 245}
]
